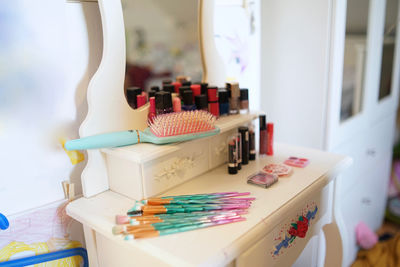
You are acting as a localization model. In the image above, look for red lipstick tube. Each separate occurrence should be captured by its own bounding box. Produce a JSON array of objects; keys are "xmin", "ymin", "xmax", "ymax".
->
[{"xmin": 267, "ymin": 123, "xmax": 274, "ymax": 156}]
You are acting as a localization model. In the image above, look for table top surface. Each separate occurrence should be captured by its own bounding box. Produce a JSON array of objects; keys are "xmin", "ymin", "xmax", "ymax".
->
[{"xmin": 67, "ymin": 143, "xmax": 352, "ymax": 266}]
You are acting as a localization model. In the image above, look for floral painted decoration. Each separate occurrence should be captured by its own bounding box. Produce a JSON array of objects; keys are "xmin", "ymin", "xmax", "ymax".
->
[
  {"xmin": 272, "ymin": 206, "xmax": 318, "ymax": 256},
  {"xmin": 288, "ymin": 216, "xmax": 309, "ymax": 240}
]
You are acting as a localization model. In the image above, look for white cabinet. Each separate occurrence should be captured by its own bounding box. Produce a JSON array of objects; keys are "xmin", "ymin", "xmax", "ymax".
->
[{"xmin": 260, "ymin": 0, "xmax": 400, "ymax": 265}]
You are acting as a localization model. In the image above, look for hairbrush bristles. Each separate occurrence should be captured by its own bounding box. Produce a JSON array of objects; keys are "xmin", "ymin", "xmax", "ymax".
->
[{"xmin": 148, "ymin": 110, "xmax": 217, "ymax": 137}]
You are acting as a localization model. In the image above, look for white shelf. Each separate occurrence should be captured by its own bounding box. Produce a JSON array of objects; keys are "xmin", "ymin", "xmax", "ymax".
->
[{"xmin": 101, "ymin": 112, "xmax": 260, "ymax": 163}]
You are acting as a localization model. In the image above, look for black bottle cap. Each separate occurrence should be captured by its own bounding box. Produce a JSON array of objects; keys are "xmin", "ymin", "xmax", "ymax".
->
[
  {"xmin": 228, "ymin": 166, "xmax": 238, "ymax": 175},
  {"xmin": 126, "ymin": 87, "xmax": 142, "ymax": 108},
  {"xmin": 163, "ymin": 92, "xmax": 172, "ymax": 109},
  {"xmin": 163, "ymin": 84, "xmax": 175, "ymax": 94},
  {"xmin": 259, "ymin": 114, "xmax": 267, "ymax": 130},
  {"xmin": 238, "ymin": 126, "xmax": 249, "ymax": 134},
  {"xmin": 155, "ymin": 91, "xmax": 172, "ymax": 110},
  {"xmin": 218, "ymin": 90, "xmax": 229, "ymax": 103},
  {"xmin": 195, "ymin": 95, "xmax": 208, "ymax": 110},
  {"xmin": 182, "ymin": 81, "xmax": 192, "ymax": 86},
  {"xmin": 200, "ymin": 83, "xmax": 209, "ymax": 95},
  {"xmin": 183, "ymin": 90, "xmax": 193, "ymax": 105},
  {"xmin": 151, "ymin": 86, "xmax": 160, "ymax": 92},
  {"xmin": 179, "ymin": 86, "xmax": 191, "ymax": 97},
  {"xmin": 240, "ymin": 88, "xmax": 249, "ymax": 101},
  {"xmin": 162, "ymin": 79, "xmax": 172, "ymax": 85},
  {"xmin": 148, "ymin": 90, "xmax": 157, "ymax": 98}
]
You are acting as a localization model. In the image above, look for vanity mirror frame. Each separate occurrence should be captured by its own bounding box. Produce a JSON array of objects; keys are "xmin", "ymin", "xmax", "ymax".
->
[{"xmin": 78, "ymin": 0, "xmax": 217, "ymax": 197}]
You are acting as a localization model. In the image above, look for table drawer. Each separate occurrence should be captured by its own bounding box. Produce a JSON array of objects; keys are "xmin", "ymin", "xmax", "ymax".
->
[
  {"xmin": 209, "ymin": 129, "xmax": 236, "ymax": 169},
  {"xmin": 142, "ymin": 137, "xmax": 210, "ymax": 197},
  {"xmin": 237, "ymin": 184, "xmax": 330, "ymax": 267}
]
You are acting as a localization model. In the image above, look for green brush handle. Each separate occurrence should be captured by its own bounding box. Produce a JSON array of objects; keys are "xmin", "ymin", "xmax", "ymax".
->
[{"xmin": 65, "ymin": 130, "xmax": 140, "ymax": 150}]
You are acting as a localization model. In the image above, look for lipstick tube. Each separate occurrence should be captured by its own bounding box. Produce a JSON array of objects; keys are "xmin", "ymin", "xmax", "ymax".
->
[
  {"xmin": 249, "ymin": 124, "xmax": 256, "ymax": 160},
  {"xmin": 236, "ymin": 132, "xmax": 242, "ymax": 170},
  {"xmin": 267, "ymin": 123, "xmax": 274, "ymax": 156},
  {"xmin": 227, "ymin": 135, "xmax": 238, "ymax": 174},
  {"xmin": 238, "ymin": 127, "xmax": 249, "ymax": 165},
  {"xmin": 259, "ymin": 115, "xmax": 267, "ymax": 155}
]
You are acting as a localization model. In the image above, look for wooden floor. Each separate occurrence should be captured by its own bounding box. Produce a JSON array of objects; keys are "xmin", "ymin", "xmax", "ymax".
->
[{"xmin": 377, "ymin": 219, "xmax": 400, "ymax": 236}]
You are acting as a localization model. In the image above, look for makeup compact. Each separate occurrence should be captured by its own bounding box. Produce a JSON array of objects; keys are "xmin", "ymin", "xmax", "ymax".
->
[
  {"xmin": 284, "ymin": 157, "xmax": 310, "ymax": 168},
  {"xmin": 247, "ymin": 172, "xmax": 278, "ymax": 188}
]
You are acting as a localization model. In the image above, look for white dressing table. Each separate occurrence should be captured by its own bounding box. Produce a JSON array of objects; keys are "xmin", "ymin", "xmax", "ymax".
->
[
  {"xmin": 67, "ymin": 1, "xmax": 352, "ymax": 265},
  {"xmin": 67, "ymin": 143, "xmax": 351, "ymax": 266}
]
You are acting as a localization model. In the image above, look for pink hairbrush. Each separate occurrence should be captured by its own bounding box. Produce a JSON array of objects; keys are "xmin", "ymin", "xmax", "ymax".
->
[{"xmin": 65, "ymin": 110, "xmax": 220, "ymax": 150}]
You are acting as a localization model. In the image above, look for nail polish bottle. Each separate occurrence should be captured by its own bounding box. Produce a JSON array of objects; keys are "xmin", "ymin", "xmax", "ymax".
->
[
  {"xmin": 148, "ymin": 90, "xmax": 157, "ymax": 98},
  {"xmin": 227, "ymin": 134, "xmax": 238, "ymax": 175},
  {"xmin": 126, "ymin": 87, "xmax": 142, "ymax": 109},
  {"xmin": 176, "ymin": 75, "xmax": 190, "ymax": 84},
  {"xmin": 179, "ymin": 86, "xmax": 191, "ymax": 100},
  {"xmin": 173, "ymin": 97, "xmax": 182, "ymax": 112},
  {"xmin": 236, "ymin": 132, "xmax": 242, "ymax": 170},
  {"xmin": 195, "ymin": 95, "xmax": 208, "ymax": 111},
  {"xmin": 155, "ymin": 91, "xmax": 173, "ymax": 115},
  {"xmin": 151, "ymin": 86, "xmax": 160, "ymax": 92},
  {"xmin": 240, "ymin": 88, "xmax": 249, "ymax": 114},
  {"xmin": 227, "ymin": 82, "xmax": 240, "ymax": 115},
  {"xmin": 249, "ymin": 123, "xmax": 256, "ymax": 160},
  {"xmin": 182, "ymin": 81, "xmax": 192, "ymax": 86},
  {"xmin": 267, "ymin": 123, "xmax": 274, "ymax": 156},
  {"xmin": 259, "ymin": 114, "xmax": 268, "ymax": 155},
  {"xmin": 182, "ymin": 91, "xmax": 196, "ymax": 111},
  {"xmin": 137, "ymin": 94, "xmax": 146, "ymax": 108},
  {"xmin": 163, "ymin": 84, "xmax": 178, "ymax": 101},
  {"xmin": 148, "ymin": 97, "xmax": 156, "ymax": 123},
  {"xmin": 218, "ymin": 89, "xmax": 230, "ymax": 116},
  {"xmin": 162, "ymin": 79, "xmax": 172, "ymax": 85},
  {"xmin": 238, "ymin": 126, "xmax": 249, "ymax": 165},
  {"xmin": 171, "ymin": 82, "xmax": 182, "ymax": 94},
  {"xmin": 201, "ymin": 83, "xmax": 209, "ymax": 100},
  {"xmin": 191, "ymin": 84, "xmax": 201, "ymax": 101},
  {"xmin": 207, "ymin": 86, "xmax": 219, "ymax": 117}
]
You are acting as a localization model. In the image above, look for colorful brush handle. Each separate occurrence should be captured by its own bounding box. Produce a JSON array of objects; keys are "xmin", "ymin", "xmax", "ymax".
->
[
  {"xmin": 158, "ymin": 217, "xmax": 246, "ymax": 236},
  {"xmin": 142, "ymin": 204, "xmax": 250, "ymax": 214},
  {"xmin": 129, "ymin": 209, "xmax": 248, "ymax": 223},
  {"xmin": 124, "ymin": 217, "xmax": 246, "ymax": 239},
  {"xmin": 65, "ymin": 130, "xmax": 140, "ymax": 150}
]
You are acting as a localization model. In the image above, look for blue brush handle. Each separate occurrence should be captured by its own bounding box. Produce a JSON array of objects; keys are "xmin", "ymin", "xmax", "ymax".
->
[{"xmin": 65, "ymin": 130, "xmax": 139, "ymax": 150}]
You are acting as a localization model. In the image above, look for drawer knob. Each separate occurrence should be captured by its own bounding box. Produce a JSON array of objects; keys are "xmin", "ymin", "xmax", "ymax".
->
[
  {"xmin": 361, "ymin": 197, "xmax": 371, "ymax": 205},
  {"xmin": 366, "ymin": 149, "xmax": 376, "ymax": 156}
]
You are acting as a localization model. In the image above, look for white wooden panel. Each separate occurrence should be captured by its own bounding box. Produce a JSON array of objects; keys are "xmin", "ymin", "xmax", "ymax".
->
[{"xmin": 260, "ymin": 0, "xmax": 331, "ymax": 149}]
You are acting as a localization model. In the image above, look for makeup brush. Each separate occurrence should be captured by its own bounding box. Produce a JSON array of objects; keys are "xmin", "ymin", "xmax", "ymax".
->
[
  {"xmin": 116, "ymin": 209, "xmax": 249, "ymax": 225},
  {"xmin": 124, "ymin": 217, "xmax": 246, "ymax": 240},
  {"xmin": 130, "ymin": 203, "xmax": 251, "ymax": 216},
  {"xmin": 65, "ymin": 110, "xmax": 219, "ymax": 150},
  {"xmin": 113, "ymin": 214, "xmax": 242, "ymax": 235}
]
